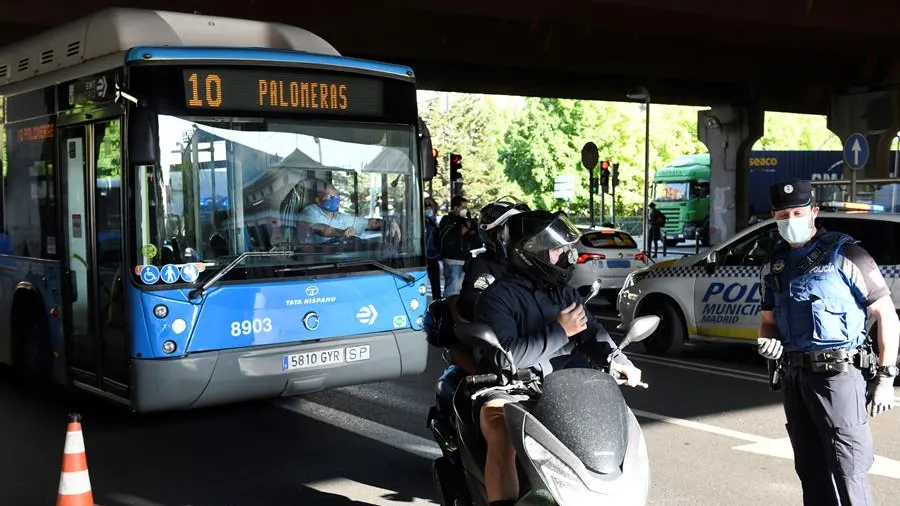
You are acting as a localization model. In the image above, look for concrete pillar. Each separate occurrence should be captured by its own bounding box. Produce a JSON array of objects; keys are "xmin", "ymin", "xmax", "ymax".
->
[
  {"xmin": 698, "ymin": 104, "xmax": 764, "ymax": 245},
  {"xmin": 827, "ymin": 90, "xmax": 900, "ymax": 179}
]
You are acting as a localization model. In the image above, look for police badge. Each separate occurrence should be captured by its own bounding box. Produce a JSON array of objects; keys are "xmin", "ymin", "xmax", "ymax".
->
[{"xmin": 773, "ymin": 259, "xmax": 785, "ymax": 273}]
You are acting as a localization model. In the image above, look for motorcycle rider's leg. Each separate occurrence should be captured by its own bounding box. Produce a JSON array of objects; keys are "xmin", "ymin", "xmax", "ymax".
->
[{"xmin": 480, "ymin": 399, "xmax": 518, "ymax": 502}]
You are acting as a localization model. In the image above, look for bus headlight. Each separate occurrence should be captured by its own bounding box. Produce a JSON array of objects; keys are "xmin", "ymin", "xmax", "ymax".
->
[
  {"xmin": 162, "ymin": 340, "xmax": 177, "ymax": 354},
  {"xmin": 418, "ymin": 284, "xmax": 427, "ymax": 296}
]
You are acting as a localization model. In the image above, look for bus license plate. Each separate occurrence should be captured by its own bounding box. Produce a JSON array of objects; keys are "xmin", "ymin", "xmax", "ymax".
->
[
  {"xmin": 607, "ymin": 260, "xmax": 631, "ymax": 269},
  {"xmin": 282, "ymin": 345, "xmax": 371, "ymax": 371}
]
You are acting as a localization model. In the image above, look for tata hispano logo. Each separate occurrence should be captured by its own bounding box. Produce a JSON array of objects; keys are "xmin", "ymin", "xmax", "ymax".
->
[{"xmin": 285, "ymin": 285, "xmax": 336, "ymax": 306}]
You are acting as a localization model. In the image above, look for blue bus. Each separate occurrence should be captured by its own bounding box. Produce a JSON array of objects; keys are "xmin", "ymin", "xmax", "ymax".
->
[{"xmin": 0, "ymin": 8, "xmax": 436, "ymax": 412}]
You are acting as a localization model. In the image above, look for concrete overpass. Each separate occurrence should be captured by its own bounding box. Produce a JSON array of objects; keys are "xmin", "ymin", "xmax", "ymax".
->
[{"xmin": 3, "ymin": 0, "xmax": 900, "ymax": 241}]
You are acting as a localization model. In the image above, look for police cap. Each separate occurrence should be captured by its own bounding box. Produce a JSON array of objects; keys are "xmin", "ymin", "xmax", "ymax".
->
[{"xmin": 769, "ymin": 179, "xmax": 813, "ymax": 211}]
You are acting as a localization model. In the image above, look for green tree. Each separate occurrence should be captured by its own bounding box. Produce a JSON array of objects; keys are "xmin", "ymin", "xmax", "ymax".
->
[
  {"xmin": 753, "ymin": 112, "xmax": 841, "ymax": 150},
  {"xmin": 499, "ymin": 98, "xmax": 710, "ymax": 221},
  {"xmin": 420, "ymin": 93, "xmax": 524, "ymax": 214}
]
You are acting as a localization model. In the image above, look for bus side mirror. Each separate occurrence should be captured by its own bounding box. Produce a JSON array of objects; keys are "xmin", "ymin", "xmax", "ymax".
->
[
  {"xmin": 418, "ymin": 117, "xmax": 435, "ymax": 181},
  {"xmin": 128, "ymin": 105, "xmax": 158, "ymax": 166}
]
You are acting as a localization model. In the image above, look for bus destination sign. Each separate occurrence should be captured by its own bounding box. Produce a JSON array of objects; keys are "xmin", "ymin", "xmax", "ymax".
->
[{"xmin": 182, "ymin": 69, "xmax": 385, "ymax": 116}]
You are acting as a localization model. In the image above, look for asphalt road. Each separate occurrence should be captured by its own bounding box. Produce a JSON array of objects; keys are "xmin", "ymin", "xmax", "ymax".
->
[{"xmin": 1, "ymin": 314, "xmax": 898, "ymax": 506}]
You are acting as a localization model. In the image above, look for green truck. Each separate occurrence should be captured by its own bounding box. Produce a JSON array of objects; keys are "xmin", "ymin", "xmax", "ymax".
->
[{"xmin": 652, "ymin": 153, "xmax": 711, "ymax": 247}]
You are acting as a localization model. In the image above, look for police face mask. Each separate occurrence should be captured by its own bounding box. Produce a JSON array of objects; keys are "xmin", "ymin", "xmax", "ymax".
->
[
  {"xmin": 320, "ymin": 195, "xmax": 340, "ymax": 213},
  {"xmin": 776, "ymin": 214, "xmax": 814, "ymax": 244},
  {"xmin": 424, "ymin": 208, "xmax": 434, "ymax": 218},
  {"xmin": 458, "ymin": 208, "xmax": 468, "ymax": 218}
]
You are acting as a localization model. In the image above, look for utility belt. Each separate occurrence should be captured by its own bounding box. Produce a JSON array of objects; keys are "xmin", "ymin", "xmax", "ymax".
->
[
  {"xmin": 779, "ymin": 346, "xmax": 876, "ymax": 374},
  {"xmin": 769, "ymin": 345, "xmax": 877, "ymax": 390}
]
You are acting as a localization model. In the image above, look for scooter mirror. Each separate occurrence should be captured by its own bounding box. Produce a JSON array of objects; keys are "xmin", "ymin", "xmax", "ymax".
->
[
  {"xmin": 619, "ymin": 315, "xmax": 661, "ymax": 350},
  {"xmin": 584, "ymin": 280, "xmax": 601, "ymax": 305}
]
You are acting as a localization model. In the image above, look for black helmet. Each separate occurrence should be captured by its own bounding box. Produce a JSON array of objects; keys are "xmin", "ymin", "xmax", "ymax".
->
[
  {"xmin": 478, "ymin": 200, "xmax": 530, "ymax": 259},
  {"xmin": 506, "ymin": 210, "xmax": 580, "ymax": 287},
  {"xmin": 423, "ymin": 298, "xmax": 457, "ymax": 349}
]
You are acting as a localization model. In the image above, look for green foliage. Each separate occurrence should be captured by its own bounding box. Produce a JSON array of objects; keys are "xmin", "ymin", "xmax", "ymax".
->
[
  {"xmin": 421, "ymin": 91, "xmax": 841, "ymax": 222},
  {"xmin": 753, "ymin": 112, "xmax": 842, "ymax": 151},
  {"xmin": 419, "ymin": 94, "xmax": 524, "ymax": 214},
  {"xmin": 498, "ymin": 98, "xmax": 708, "ymax": 220}
]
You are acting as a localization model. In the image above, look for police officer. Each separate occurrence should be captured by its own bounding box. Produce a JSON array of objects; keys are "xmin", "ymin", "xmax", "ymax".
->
[
  {"xmin": 758, "ymin": 179, "xmax": 899, "ymax": 506},
  {"xmin": 456, "ymin": 200, "xmax": 530, "ymax": 321},
  {"xmin": 473, "ymin": 210, "xmax": 642, "ymax": 505}
]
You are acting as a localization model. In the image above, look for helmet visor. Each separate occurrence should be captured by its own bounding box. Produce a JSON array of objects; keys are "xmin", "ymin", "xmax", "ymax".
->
[{"xmin": 521, "ymin": 213, "xmax": 581, "ymax": 255}]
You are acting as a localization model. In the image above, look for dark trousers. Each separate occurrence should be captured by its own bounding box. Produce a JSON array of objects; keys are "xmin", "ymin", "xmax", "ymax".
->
[
  {"xmin": 426, "ymin": 258, "xmax": 441, "ymax": 299},
  {"xmin": 782, "ymin": 366, "xmax": 875, "ymax": 506},
  {"xmin": 649, "ymin": 226, "xmax": 662, "ymax": 256}
]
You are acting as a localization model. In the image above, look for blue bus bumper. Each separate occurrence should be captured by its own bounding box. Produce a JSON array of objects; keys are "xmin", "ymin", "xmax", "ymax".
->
[{"xmin": 130, "ymin": 329, "xmax": 428, "ymax": 412}]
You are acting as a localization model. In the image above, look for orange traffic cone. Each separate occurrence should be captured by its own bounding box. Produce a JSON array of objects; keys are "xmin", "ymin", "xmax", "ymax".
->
[{"xmin": 56, "ymin": 413, "xmax": 94, "ymax": 506}]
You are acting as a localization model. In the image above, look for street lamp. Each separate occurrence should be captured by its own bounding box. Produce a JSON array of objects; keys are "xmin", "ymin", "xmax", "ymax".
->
[{"xmin": 626, "ymin": 86, "xmax": 651, "ymax": 255}]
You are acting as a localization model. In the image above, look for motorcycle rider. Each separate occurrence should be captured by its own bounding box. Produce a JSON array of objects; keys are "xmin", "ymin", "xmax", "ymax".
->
[
  {"xmin": 473, "ymin": 210, "xmax": 643, "ymax": 505},
  {"xmin": 457, "ymin": 200, "xmax": 531, "ymax": 322}
]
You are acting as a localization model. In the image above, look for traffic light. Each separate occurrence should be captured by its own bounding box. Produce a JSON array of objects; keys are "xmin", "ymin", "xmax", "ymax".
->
[
  {"xmin": 449, "ymin": 153, "xmax": 463, "ymax": 182},
  {"xmin": 589, "ymin": 176, "xmax": 599, "ymax": 194},
  {"xmin": 599, "ymin": 160, "xmax": 610, "ymax": 192},
  {"xmin": 612, "ymin": 162, "xmax": 619, "ymax": 187}
]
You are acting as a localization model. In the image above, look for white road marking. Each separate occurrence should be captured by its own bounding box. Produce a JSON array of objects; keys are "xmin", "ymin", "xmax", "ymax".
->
[
  {"xmin": 634, "ymin": 408, "xmax": 900, "ymax": 479},
  {"xmin": 305, "ymin": 477, "xmax": 437, "ymax": 505},
  {"xmin": 628, "ymin": 352, "xmax": 900, "ymax": 404},
  {"xmin": 733, "ymin": 438, "xmax": 900, "ymax": 480},
  {"xmin": 274, "ymin": 397, "xmax": 442, "ymax": 461}
]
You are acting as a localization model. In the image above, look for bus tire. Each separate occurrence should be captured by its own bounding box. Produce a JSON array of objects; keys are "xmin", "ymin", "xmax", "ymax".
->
[
  {"xmin": 638, "ymin": 297, "xmax": 685, "ymax": 356},
  {"xmin": 11, "ymin": 295, "xmax": 53, "ymax": 385}
]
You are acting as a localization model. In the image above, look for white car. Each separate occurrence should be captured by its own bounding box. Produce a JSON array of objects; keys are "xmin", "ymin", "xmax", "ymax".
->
[
  {"xmin": 570, "ymin": 227, "xmax": 649, "ymax": 305},
  {"xmin": 616, "ymin": 211, "xmax": 900, "ymax": 357}
]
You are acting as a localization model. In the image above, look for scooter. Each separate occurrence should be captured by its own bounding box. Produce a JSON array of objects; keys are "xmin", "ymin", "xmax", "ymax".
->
[{"xmin": 426, "ymin": 302, "xmax": 660, "ymax": 506}]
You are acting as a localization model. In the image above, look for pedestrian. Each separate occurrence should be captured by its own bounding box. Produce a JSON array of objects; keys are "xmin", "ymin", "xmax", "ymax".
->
[
  {"xmin": 424, "ymin": 197, "xmax": 442, "ymax": 299},
  {"xmin": 757, "ymin": 179, "xmax": 898, "ymax": 506},
  {"xmin": 648, "ymin": 202, "xmax": 665, "ymax": 257}
]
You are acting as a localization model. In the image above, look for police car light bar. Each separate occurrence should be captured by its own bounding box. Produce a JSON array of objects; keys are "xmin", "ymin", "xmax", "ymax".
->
[{"xmin": 818, "ymin": 201, "xmax": 885, "ymax": 213}]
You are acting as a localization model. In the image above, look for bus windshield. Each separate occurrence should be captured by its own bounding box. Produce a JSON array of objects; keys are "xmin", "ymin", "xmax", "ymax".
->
[{"xmin": 132, "ymin": 114, "xmax": 422, "ymax": 284}]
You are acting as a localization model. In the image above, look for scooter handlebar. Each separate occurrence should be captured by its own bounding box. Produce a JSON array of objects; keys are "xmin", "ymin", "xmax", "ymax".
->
[{"xmin": 467, "ymin": 373, "xmax": 501, "ymax": 388}]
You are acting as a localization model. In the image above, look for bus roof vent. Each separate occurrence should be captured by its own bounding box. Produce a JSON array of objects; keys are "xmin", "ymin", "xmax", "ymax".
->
[
  {"xmin": 66, "ymin": 41, "xmax": 81, "ymax": 58},
  {"xmin": 0, "ymin": 65, "xmax": 7, "ymax": 80},
  {"xmin": 0, "ymin": 8, "xmax": 341, "ymax": 88}
]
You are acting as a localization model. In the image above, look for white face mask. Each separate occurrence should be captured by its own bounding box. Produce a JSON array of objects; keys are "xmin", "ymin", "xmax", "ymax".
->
[
  {"xmin": 459, "ymin": 209, "xmax": 468, "ymax": 218},
  {"xmin": 776, "ymin": 215, "xmax": 814, "ymax": 245}
]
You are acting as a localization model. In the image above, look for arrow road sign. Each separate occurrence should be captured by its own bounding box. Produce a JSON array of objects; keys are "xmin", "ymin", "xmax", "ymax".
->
[
  {"xmin": 356, "ymin": 305, "xmax": 378, "ymax": 325},
  {"xmin": 843, "ymin": 133, "xmax": 869, "ymax": 171}
]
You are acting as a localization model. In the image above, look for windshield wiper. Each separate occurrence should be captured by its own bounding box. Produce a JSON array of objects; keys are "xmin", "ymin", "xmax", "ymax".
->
[
  {"xmin": 335, "ymin": 260, "xmax": 415, "ymax": 283},
  {"xmin": 275, "ymin": 259, "xmax": 415, "ymax": 283},
  {"xmin": 188, "ymin": 250, "xmax": 295, "ymax": 300}
]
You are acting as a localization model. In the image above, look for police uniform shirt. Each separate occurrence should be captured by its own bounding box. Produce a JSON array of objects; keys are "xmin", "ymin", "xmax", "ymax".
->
[{"xmin": 760, "ymin": 229, "xmax": 891, "ymax": 350}]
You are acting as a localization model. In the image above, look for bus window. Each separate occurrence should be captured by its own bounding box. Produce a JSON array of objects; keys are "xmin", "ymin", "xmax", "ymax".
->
[{"xmin": 3, "ymin": 118, "xmax": 58, "ymax": 259}]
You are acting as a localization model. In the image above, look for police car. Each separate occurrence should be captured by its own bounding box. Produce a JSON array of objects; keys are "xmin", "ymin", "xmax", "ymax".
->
[
  {"xmin": 616, "ymin": 208, "xmax": 900, "ymax": 356},
  {"xmin": 571, "ymin": 227, "xmax": 649, "ymax": 304}
]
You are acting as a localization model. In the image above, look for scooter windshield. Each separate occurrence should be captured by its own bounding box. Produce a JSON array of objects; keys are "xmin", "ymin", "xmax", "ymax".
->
[{"xmin": 529, "ymin": 368, "xmax": 629, "ymax": 474}]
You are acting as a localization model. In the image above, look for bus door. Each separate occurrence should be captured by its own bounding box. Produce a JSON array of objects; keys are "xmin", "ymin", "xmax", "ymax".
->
[{"xmin": 59, "ymin": 119, "xmax": 127, "ymax": 395}]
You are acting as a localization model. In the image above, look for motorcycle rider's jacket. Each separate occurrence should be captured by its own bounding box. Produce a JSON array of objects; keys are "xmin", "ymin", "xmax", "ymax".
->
[
  {"xmin": 474, "ymin": 269, "xmax": 632, "ymax": 377},
  {"xmin": 457, "ymin": 250, "xmax": 507, "ymax": 321}
]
